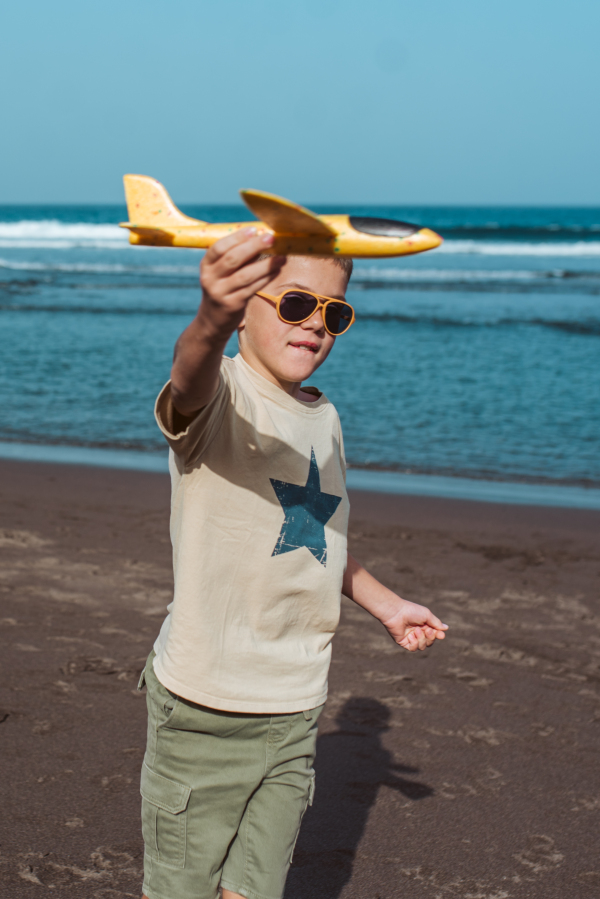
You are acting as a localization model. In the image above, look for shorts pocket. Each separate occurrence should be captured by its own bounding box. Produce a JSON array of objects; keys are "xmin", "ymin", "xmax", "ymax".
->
[{"xmin": 140, "ymin": 762, "xmax": 191, "ymax": 869}]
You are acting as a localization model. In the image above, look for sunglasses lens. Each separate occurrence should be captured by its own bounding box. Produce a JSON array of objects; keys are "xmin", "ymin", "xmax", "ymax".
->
[
  {"xmin": 279, "ymin": 291, "xmax": 319, "ymax": 323},
  {"xmin": 324, "ymin": 302, "xmax": 353, "ymax": 335}
]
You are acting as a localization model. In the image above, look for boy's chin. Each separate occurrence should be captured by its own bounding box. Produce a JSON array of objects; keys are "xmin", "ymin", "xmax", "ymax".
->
[{"xmin": 276, "ymin": 350, "xmax": 323, "ymax": 383}]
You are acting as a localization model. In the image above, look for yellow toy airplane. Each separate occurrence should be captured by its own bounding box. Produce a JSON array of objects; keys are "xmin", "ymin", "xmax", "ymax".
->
[{"xmin": 120, "ymin": 174, "xmax": 442, "ymax": 258}]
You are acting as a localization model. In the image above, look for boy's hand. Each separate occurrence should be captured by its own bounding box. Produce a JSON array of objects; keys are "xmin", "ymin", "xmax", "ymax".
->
[
  {"xmin": 380, "ymin": 599, "xmax": 447, "ymax": 652},
  {"xmin": 198, "ymin": 229, "xmax": 285, "ymax": 338},
  {"xmin": 343, "ymin": 553, "xmax": 448, "ymax": 653}
]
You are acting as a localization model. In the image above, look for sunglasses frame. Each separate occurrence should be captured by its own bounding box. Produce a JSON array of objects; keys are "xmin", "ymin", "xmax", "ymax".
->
[{"xmin": 256, "ymin": 289, "xmax": 355, "ymax": 337}]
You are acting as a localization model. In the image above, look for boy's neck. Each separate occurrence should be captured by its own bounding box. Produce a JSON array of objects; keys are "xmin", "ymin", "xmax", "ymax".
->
[{"xmin": 238, "ymin": 347, "xmax": 317, "ymax": 403}]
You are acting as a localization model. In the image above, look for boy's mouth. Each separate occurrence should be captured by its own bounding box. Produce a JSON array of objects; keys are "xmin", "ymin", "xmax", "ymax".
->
[{"xmin": 289, "ymin": 340, "xmax": 319, "ymax": 354}]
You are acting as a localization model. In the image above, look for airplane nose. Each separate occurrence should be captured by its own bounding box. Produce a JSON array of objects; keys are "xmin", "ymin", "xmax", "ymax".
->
[{"xmin": 416, "ymin": 227, "xmax": 443, "ymax": 249}]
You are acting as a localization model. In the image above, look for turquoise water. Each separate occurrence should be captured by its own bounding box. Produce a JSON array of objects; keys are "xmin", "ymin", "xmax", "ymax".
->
[{"xmin": 1, "ymin": 204, "xmax": 599, "ymax": 488}]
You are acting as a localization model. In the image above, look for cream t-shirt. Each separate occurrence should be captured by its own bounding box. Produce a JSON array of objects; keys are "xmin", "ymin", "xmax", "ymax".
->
[{"xmin": 152, "ymin": 353, "xmax": 350, "ymax": 713}]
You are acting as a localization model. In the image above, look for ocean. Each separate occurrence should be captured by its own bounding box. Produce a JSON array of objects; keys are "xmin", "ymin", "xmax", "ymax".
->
[{"xmin": 1, "ymin": 203, "xmax": 599, "ymax": 501}]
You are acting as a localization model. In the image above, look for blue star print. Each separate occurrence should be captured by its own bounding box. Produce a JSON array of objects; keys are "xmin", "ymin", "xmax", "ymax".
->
[{"xmin": 270, "ymin": 448, "xmax": 342, "ymax": 567}]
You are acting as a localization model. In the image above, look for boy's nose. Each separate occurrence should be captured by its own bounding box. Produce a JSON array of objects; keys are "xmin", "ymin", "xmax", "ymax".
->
[{"xmin": 301, "ymin": 311, "xmax": 325, "ymax": 331}]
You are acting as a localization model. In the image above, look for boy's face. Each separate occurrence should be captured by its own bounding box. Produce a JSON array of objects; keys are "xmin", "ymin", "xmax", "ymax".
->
[{"xmin": 238, "ymin": 256, "xmax": 349, "ymax": 390}]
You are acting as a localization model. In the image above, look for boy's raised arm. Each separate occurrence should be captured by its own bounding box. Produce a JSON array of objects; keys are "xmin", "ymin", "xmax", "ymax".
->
[
  {"xmin": 342, "ymin": 552, "xmax": 448, "ymax": 652},
  {"xmin": 170, "ymin": 229, "xmax": 284, "ymax": 418}
]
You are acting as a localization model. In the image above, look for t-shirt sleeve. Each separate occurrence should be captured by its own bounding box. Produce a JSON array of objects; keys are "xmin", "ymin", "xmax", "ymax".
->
[{"xmin": 154, "ymin": 362, "xmax": 232, "ymax": 466}]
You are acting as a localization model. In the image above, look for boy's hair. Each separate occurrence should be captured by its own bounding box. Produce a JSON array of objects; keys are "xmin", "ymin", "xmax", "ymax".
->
[{"xmin": 258, "ymin": 254, "xmax": 353, "ymax": 282}]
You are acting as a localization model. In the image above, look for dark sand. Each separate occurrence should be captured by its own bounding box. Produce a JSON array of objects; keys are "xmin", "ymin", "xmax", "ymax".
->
[{"xmin": 1, "ymin": 459, "xmax": 599, "ymax": 898}]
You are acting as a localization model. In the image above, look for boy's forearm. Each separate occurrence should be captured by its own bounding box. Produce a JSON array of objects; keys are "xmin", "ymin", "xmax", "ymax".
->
[
  {"xmin": 342, "ymin": 552, "xmax": 403, "ymax": 623},
  {"xmin": 342, "ymin": 552, "xmax": 447, "ymax": 652},
  {"xmin": 170, "ymin": 306, "xmax": 234, "ymax": 416},
  {"xmin": 170, "ymin": 229, "xmax": 282, "ymax": 418}
]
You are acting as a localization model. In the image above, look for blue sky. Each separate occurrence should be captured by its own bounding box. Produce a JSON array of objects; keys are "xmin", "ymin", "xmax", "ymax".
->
[{"xmin": 1, "ymin": 0, "xmax": 599, "ymax": 205}]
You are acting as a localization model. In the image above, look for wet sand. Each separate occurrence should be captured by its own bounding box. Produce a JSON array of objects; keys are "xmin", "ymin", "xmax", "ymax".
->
[{"xmin": 1, "ymin": 459, "xmax": 599, "ymax": 898}]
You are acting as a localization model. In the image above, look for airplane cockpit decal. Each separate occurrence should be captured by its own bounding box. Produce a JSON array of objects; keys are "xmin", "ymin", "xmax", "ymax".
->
[{"xmin": 348, "ymin": 216, "xmax": 420, "ymax": 238}]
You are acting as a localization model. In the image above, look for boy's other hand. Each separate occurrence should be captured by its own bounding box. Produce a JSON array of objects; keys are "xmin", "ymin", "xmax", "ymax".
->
[
  {"xmin": 342, "ymin": 553, "xmax": 448, "ymax": 654},
  {"xmin": 199, "ymin": 229, "xmax": 285, "ymax": 338},
  {"xmin": 380, "ymin": 599, "xmax": 448, "ymax": 652}
]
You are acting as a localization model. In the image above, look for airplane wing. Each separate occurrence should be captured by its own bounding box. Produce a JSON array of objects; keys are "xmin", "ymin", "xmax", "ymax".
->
[{"xmin": 240, "ymin": 189, "xmax": 336, "ymax": 236}]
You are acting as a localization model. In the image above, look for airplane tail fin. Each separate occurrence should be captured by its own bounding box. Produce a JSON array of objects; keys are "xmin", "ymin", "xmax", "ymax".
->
[{"xmin": 122, "ymin": 175, "xmax": 203, "ymax": 228}]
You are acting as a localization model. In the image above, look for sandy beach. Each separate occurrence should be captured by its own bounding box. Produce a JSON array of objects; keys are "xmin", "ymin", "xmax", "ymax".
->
[{"xmin": 1, "ymin": 458, "xmax": 599, "ymax": 898}]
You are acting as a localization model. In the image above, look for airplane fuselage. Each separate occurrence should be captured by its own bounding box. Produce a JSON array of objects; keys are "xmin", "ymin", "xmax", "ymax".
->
[
  {"xmin": 119, "ymin": 175, "xmax": 443, "ymax": 258},
  {"xmin": 124, "ymin": 215, "xmax": 441, "ymax": 257}
]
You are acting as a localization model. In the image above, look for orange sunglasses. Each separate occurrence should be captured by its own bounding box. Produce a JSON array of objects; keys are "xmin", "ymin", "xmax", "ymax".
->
[{"xmin": 256, "ymin": 289, "xmax": 355, "ymax": 336}]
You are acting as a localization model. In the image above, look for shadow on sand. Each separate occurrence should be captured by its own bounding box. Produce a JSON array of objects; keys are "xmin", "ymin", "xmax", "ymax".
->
[{"xmin": 286, "ymin": 697, "xmax": 433, "ymax": 898}]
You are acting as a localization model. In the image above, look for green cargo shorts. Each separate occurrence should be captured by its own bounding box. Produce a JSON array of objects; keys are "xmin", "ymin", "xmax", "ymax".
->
[{"xmin": 139, "ymin": 652, "xmax": 323, "ymax": 899}]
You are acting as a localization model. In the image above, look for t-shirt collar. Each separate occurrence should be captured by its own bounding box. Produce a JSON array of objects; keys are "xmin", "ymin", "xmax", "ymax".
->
[{"xmin": 234, "ymin": 353, "xmax": 329, "ymax": 415}]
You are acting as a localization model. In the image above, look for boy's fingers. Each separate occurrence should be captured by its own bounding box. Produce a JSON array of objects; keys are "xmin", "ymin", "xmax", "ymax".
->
[
  {"xmin": 227, "ymin": 270, "xmax": 287, "ymax": 309},
  {"xmin": 407, "ymin": 627, "xmax": 424, "ymax": 648},
  {"xmin": 397, "ymin": 619, "xmax": 447, "ymax": 651},
  {"xmin": 210, "ymin": 232, "xmax": 275, "ymax": 276},
  {"xmin": 422, "ymin": 624, "xmax": 446, "ymax": 643},
  {"xmin": 424, "ymin": 611, "xmax": 448, "ymax": 631},
  {"xmin": 416, "ymin": 630, "xmax": 429, "ymax": 650},
  {"xmin": 226, "ymin": 255, "xmax": 285, "ymax": 292},
  {"xmin": 204, "ymin": 227, "xmax": 259, "ymax": 263}
]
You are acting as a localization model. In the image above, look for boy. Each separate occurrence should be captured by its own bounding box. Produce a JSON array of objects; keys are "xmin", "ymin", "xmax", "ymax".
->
[{"xmin": 139, "ymin": 227, "xmax": 447, "ymax": 899}]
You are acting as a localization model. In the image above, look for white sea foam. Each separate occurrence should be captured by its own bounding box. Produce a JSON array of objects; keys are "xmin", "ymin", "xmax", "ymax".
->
[
  {"xmin": 0, "ymin": 257, "xmax": 198, "ymax": 276},
  {"xmin": 3, "ymin": 258, "xmax": 570, "ymax": 283},
  {"xmin": 1, "ymin": 256, "xmax": 594, "ymax": 286},
  {"xmin": 354, "ymin": 268, "xmax": 542, "ymax": 282},
  {"xmin": 438, "ymin": 240, "xmax": 600, "ymax": 257},
  {"xmin": 0, "ymin": 220, "xmax": 128, "ymax": 249},
  {"xmin": 0, "ymin": 242, "xmax": 130, "ymax": 249}
]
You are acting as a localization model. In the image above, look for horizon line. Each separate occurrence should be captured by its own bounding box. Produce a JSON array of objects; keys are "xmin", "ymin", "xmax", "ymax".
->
[{"xmin": 2, "ymin": 200, "xmax": 600, "ymax": 210}]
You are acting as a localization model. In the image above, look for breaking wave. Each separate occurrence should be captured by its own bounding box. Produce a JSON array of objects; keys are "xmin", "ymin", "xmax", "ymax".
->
[
  {"xmin": 0, "ymin": 257, "xmax": 197, "ymax": 276},
  {"xmin": 439, "ymin": 240, "xmax": 600, "ymax": 256},
  {"xmin": 0, "ymin": 220, "xmax": 129, "ymax": 249},
  {"xmin": 352, "ymin": 267, "xmax": 600, "ymax": 283}
]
